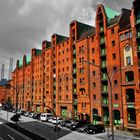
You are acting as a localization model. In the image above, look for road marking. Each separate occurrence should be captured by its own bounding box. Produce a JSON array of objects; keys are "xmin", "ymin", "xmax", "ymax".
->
[
  {"xmin": 0, "ymin": 137, "xmax": 3, "ymax": 140},
  {"xmin": 8, "ymin": 134, "xmax": 15, "ymax": 140},
  {"xmin": 4, "ymin": 124, "xmax": 32, "ymax": 140}
]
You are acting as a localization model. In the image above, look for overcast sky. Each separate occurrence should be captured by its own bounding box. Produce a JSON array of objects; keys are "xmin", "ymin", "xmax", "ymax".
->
[{"xmin": 0, "ymin": 0, "xmax": 132, "ymax": 79}]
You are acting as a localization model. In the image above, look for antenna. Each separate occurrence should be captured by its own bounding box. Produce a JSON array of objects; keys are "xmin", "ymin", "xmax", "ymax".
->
[
  {"xmin": 9, "ymin": 58, "xmax": 13, "ymax": 79},
  {"xmin": 1, "ymin": 64, "xmax": 5, "ymax": 80}
]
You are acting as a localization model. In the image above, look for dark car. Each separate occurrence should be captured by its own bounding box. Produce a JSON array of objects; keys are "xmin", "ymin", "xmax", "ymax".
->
[
  {"xmin": 77, "ymin": 123, "xmax": 93, "ymax": 133},
  {"xmin": 86, "ymin": 124, "xmax": 105, "ymax": 134},
  {"xmin": 33, "ymin": 113, "xmax": 41, "ymax": 120},
  {"xmin": 10, "ymin": 114, "xmax": 20, "ymax": 122},
  {"xmin": 60, "ymin": 120, "xmax": 74, "ymax": 127},
  {"xmin": 70, "ymin": 121, "xmax": 90, "ymax": 131}
]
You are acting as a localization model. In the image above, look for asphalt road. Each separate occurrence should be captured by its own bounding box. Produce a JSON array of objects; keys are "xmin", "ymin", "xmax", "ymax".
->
[
  {"xmin": 18, "ymin": 121, "xmax": 71, "ymax": 140},
  {"xmin": 0, "ymin": 123, "xmax": 31, "ymax": 140}
]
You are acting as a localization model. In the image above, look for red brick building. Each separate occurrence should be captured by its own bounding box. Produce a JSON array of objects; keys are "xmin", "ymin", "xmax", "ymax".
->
[{"xmin": 11, "ymin": 0, "xmax": 140, "ymax": 130}]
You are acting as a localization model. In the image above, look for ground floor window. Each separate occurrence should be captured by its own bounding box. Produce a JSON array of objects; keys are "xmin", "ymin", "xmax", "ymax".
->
[
  {"xmin": 114, "ymin": 110, "xmax": 121, "ymax": 125},
  {"xmin": 127, "ymin": 108, "xmax": 136, "ymax": 124}
]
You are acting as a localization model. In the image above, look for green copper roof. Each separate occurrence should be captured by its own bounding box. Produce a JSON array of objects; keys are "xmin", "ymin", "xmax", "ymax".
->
[
  {"xmin": 35, "ymin": 49, "xmax": 42, "ymax": 55},
  {"xmin": 26, "ymin": 55, "xmax": 31, "ymax": 65},
  {"xmin": 104, "ymin": 6, "xmax": 120, "ymax": 23},
  {"xmin": 19, "ymin": 58, "xmax": 23, "ymax": 68}
]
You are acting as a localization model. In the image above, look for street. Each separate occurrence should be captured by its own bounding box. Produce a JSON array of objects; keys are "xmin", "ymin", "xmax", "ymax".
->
[
  {"xmin": 0, "ymin": 122, "xmax": 31, "ymax": 140},
  {"xmin": 0, "ymin": 110, "xmax": 140, "ymax": 140}
]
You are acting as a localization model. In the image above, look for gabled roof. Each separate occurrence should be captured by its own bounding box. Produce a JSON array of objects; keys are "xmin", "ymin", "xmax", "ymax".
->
[
  {"xmin": 35, "ymin": 49, "xmax": 42, "ymax": 56},
  {"xmin": 104, "ymin": 6, "xmax": 120, "ymax": 23},
  {"xmin": 19, "ymin": 58, "xmax": 23, "ymax": 68},
  {"xmin": 118, "ymin": 8, "xmax": 131, "ymax": 32},
  {"xmin": 77, "ymin": 21, "xmax": 94, "ymax": 40},
  {"xmin": 79, "ymin": 27, "xmax": 96, "ymax": 40},
  {"xmin": 26, "ymin": 55, "xmax": 31, "ymax": 65}
]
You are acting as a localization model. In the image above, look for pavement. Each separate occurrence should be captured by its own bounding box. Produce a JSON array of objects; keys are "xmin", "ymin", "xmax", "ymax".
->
[{"xmin": 0, "ymin": 110, "xmax": 140, "ymax": 140}]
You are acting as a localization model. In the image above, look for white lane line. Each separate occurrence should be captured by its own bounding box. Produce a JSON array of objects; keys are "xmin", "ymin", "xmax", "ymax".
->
[
  {"xmin": 0, "ymin": 137, "xmax": 3, "ymax": 140},
  {"xmin": 4, "ymin": 124, "xmax": 32, "ymax": 140},
  {"xmin": 8, "ymin": 134, "xmax": 15, "ymax": 140}
]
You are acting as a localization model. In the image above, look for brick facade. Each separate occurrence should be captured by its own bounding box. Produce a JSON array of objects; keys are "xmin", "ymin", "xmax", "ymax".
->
[{"xmin": 10, "ymin": 0, "xmax": 140, "ymax": 130}]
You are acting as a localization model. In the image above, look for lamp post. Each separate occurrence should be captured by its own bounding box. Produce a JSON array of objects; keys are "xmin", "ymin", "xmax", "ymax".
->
[
  {"xmin": 83, "ymin": 60, "xmax": 120, "ymax": 140},
  {"xmin": 46, "ymin": 106, "xmax": 59, "ymax": 140}
]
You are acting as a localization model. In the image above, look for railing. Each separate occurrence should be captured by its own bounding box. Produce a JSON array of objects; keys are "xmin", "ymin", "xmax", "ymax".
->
[
  {"xmin": 100, "ymin": 27, "xmax": 104, "ymax": 33},
  {"xmin": 101, "ymin": 61, "xmax": 107, "ymax": 68},
  {"xmin": 100, "ymin": 37, "xmax": 105, "ymax": 45},
  {"xmin": 101, "ymin": 49, "xmax": 106, "ymax": 56},
  {"xmin": 73, "ymin": 88, "xmax": 76, "ymax": 95}
]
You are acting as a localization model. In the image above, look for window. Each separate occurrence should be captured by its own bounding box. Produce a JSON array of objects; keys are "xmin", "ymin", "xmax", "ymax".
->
[
  {"xmin": 63, "ymin": 50, "xmax": 64, "ymax": 54},
  {"xmin": 125, "ymin": 32, "xmax": 129, "ymax": 39},
  {"xmin": 92, "ymin": 48, "xmax": 95, "ymax": 54},
  {"xmin": 59, "ymin": 86, "xmax": 61, "ymax": 91},
  {"xmin": 93, "ymin": 82, "xmax": 96, "ymax": 88},
  {"xmin": 59, "ymin": 52, "xmax": 61, "ymax": 55},
  {"xmin": 59, "ymin": 78, "xmax": 62, "ymax": 82},
  {"xmin": 111, "ymin": 28, "xmax": 114, "ymax": 34},
  {"xmin": 82, "ymin": 102, "xmax": 86, "ymax": 108},
  {"xmin": 114, "ymin": 80, "xmax": 118, "ymax": 86},
  {"xmin": 120, "ymin": 34, "xmax": 125, "ymax": 41},
  {"xmin": 92, "ymin": 59, "xmax": 95, "ymax": 64},
  {"xmin": 67, "ymin": 48, "xmax": 69, "ymax": 52},
  {"xmin": 126, "ymin": 56, "xmax": 131, "ymax": 66},
  {"xmin": 93, "ymin": 95, "xmax": 96, "ymax": 100},
  {"xmin": 81, "ymin": 45, "xmax": 84, "ymax": 53},
  {"xmin": 59, "ymin": 95, "xmax": 61, "ymax": 100},
  {"xmin": 67, "ymin": 58, "xmax": 69, "ymax": 62},
  {"xmin": 92, "ymin": 71, "xmax": 96, "ymax": 76},
  {"xmin": 66, "ymin": 95, "xmax": 68, "ymax": 100},
  {"xmin": 66, "ymin": 77, "xmax": 68, "ymax": 81},
  {"xmin": 63, "ymin": 68, "xmax": 64, "ymax": 72},
  {"xmin": 125, "ymin": 71, "xmax": 134, "ymax": 82},
  {"xmin": 113, "ymin": 66, "xmax": 117, "ymax": 72},
  {"xmin": 129, "ymin": 31, "xmax": 132, "ymax": 38},
  {"xmin": 112, "ymin": 40, "xmax": 115, "ymax": 47},
  {"xmin": 114, "ymin": 94, "xmax": 118, "ymax": 100},
  {"xmin": 112, "ymin": 53, "xmax": 116, "ymax": 59},
  {"xmin": 66, "ymin": 86, "xmax": 68, "ymax": 91},
  {"xmin": 66, "ymin": 67, "xmax": 69, "ymax": 71}
]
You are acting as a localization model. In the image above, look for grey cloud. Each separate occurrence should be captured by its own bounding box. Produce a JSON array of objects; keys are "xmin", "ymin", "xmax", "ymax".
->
[{"xmin": 0, "ymin": 0, "xmax": 132, "ymax": 78}]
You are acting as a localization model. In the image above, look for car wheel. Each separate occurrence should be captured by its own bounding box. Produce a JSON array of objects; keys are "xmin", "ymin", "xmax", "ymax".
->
[{"xmin": 102, "ymin": 129, "xmax": 105, "ymax": 133}]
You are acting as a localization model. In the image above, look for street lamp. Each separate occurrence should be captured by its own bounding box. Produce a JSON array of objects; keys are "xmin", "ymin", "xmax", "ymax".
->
[
  {"xmin": 46, "ymin": 106, "xmax": 59, "ymax": 140},
  {"xmin": 83, "ymin": 60, "xmax": 120, "ymax": 140}
]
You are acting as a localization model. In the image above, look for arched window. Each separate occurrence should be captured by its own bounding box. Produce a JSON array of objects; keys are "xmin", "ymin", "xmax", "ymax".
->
[{"xmin": 123, "ymin": 45, "xmax": 133, "ymax": 66}]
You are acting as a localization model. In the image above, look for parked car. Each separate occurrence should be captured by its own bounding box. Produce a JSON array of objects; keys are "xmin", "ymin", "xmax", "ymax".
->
[
  {"xmin": 86, "ymin": 124, "xmax": 105, "ymax": 134},
  {"xmin": 29, "ymin": 112, "xmax": 35, "ymax": 118},
  {"xmin": 10, "ymin": 114, "xmax": 20, "ymax": 122},
  {"xmin": 40, "ymin": 113, "xmax": 53, "ymax": 122},
  {"xmin": 51, "ymin": 117, "xmax": 63, "ymax": 124},
  {"xmin": 48, "ymin": 117, "xmax": 54, "ymax": 123},
  {"xmin": 70, "ymin": 121, "xmax": 90, "ymax": 131},
  {"xmin": 77, "ymin": 123, "xmax": 93, "ymax": 133},
  {"xmin": 33, "ymin": 113, "xmax": 41, "ymax": 120},
  {"xmin": 65, "ymin": 120, "xmax": 77, "ymax": 128},
  {"xmin": 24, "ymin": 111, "xmax": 30, "ymax": 117}
]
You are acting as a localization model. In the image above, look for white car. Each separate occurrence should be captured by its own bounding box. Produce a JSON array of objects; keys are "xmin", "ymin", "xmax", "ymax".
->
[
  {"xmin": 48, "ymin": 117, "xmax": 55, "ymax": 123},
  {"xmin": 51, "ymin": 117, "xmax": 63, "ymax": 124},
  {"xmin": 40, "ymin": 113, "xmax": 53, "ymax": 122}
]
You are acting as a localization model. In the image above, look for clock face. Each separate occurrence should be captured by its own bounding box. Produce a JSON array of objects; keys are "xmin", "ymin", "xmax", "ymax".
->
[{"xmin": 125, "ymin": 46, "xmax": 130, "ymax": 51}]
